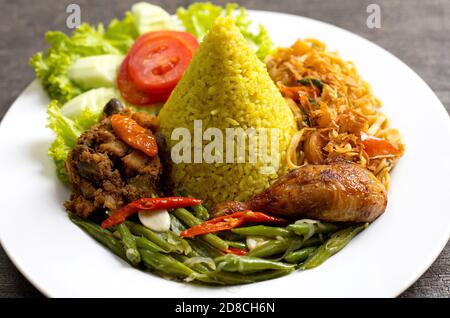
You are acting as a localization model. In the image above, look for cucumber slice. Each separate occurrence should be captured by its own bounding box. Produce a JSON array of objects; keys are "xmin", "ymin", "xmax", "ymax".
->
[
  {"xmin": 131, "ymin": 2, "xmax": 179, "ymax": 34},
  {"xmin": 68, "ymin": 55, "xmax": 124, "ymax": 90},
  {"xmin": 61, "ymin": 88, "xmax": 118, "ymax": 119}
]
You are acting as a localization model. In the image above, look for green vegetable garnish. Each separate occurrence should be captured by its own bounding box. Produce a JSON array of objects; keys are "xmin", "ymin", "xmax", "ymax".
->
[
  {"xmin": 177, "ymin": 2, "xmax": 273, "ymax": 60},
  {"xmin": 47, "ymin": 100, "xmax": 101, "ymax": 183},
  {"xmin": 297, "ymin": 77, "xmax": 324, "ymax": 91},
  {"xmin": 30, "ymin": 14, "xmax": 138, "ymax": 104}
]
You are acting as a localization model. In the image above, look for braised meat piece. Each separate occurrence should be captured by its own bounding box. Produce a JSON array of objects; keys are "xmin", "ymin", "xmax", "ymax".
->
[
  {"xmin": 212, "ymin": 163, "xmax": 387, "ymax": 223},
  {"xmin": 64, "ymin": 100, "xmax": 162, "ymax": 218}
]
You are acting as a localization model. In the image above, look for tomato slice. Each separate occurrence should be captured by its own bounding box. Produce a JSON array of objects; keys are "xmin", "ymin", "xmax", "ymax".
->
[
  {"xmin": 117, "ymin": 55, "xmax": 170, "ymax": 105},
  {"xmin": 130, "ymin": 31, "xmax": 199, "ymax": 55},
  {"xmin": 128, "ymin": 36, "xmax": 194, "ymax": 94}
]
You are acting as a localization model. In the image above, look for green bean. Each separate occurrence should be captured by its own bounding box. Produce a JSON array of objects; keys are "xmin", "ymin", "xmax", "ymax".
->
[
  {"xmin": 216, "ymin": 231, "xmax": 243, "ymax": 241},
  {"xmin": 117, "ymin": 223, "xmax": 141, "ymax": 265},
  {"xmin": 126, "ymin": 221, "xmax": 173, "ymax": 251},
  {"xmin": 164, "ymin": 231, "xmax": 192, "ymax": 255},
  {"xmin": 224, "ymin": 240, "xmax": 247, "ymax": 249},
  {"xmin": 114, "ymin": 229, "xmax": 168, "ymax": 254},
  {"xmin": 247, "ymin": 235, "xmax": 323, "ymax": 259},
  {"xmin": 174, "ymin": 208, "xmax": 229, "ymax": 252},
  {"xmin": 140, "ymin": 248, "xmax": 196, "ymax": 279},
  {"xmin": 135, "ymin": 236, "xmax": 169, "ymax": 253},
  {"xmin": 247, "ymin": 238, "xmax": 303, "ymax": 258},
  {"xmin": 287, "ymin": 222, "xmax": 339, "ymax": 238},
  {"xmin": 69, "ymin": 214, "xmax": 127, "ymax": 262},
  {"xmin": 189, "ymin": 238, "xmax": 224, "ymax": 258},
  {"xmin": 170, "ymin": 214, "xmax": 187, "ymax": 235},
  {"xmin": 300, "ymin": 223, "xmax": 368, "ymax": 270},
  {"xmin": 232, "ymin": 225, "xmax": 293, "ymax": 238},
  {"xmin": 215, "ymin": 254, "xmax": 295, "ymax": 273},
  {"xmin": 172, "ymin": 254, "xmax": 215, "ymax": 274},
  {"xmin": 125, "ymin": 221, "xmax": 186, "ymax": 254},
  {"xmin": 177, "ymin": 191, "xmax": 210, "ymax": 221},
  {"xmin": 205, "ymin": 268, "xmax": 294, "ymax": 285},
  {"xmin": 172, "ymin": 254, "xmax": 208, "ymax": 273},
  {"xmin": 284, "ymin": 246, "xmax": 318, "ymax": 264},
  {"xmin": 192, "ymin": 203, "xmax": 210, "ymax": 220}
]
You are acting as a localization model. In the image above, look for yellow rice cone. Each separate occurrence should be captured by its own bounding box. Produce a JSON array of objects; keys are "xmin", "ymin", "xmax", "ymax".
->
[{"xmin": 158, "ymin": 17, "xmax": 296, "ymax": 205}]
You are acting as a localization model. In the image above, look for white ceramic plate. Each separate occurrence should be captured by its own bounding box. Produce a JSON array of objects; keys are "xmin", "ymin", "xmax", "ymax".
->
[{"xmin": 0, "ymin": 11, "xmax": 449, "ymax": 298}]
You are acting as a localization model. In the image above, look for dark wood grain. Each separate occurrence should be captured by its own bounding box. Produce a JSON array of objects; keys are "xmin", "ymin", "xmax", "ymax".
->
[{"xmin": 0, "ymin": 0, "xmax": 448, "ymax": 298}]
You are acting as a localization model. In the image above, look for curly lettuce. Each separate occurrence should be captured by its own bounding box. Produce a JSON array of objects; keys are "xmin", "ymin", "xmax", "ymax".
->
[
  {"xmin": 47, "ymin": 101, "xmax": 101, "ymax": 183},
  {"xmin": 177, "ymin": 2, "xmax": 273, "ymax": 60},
  {"xmin": 30, "ymin": 13, "xmax": 138, "ymax": 104}
]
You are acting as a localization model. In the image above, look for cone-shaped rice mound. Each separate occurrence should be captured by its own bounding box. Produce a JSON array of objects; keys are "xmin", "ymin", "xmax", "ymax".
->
[{"xmin": 158, "ymin": 17, "xmax": 296, "ymax": 205}]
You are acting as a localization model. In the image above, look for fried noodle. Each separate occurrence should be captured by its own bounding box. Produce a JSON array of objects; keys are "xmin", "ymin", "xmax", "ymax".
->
[{"xmin": 266, "ymin": 39, "xmax": 404, "ymax": 189}]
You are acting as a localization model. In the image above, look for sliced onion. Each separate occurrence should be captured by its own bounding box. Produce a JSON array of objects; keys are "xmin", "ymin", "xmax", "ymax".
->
[
  {"xmin": 184, "ymin": 257, "xmax": 216, "ymax": 271},
  {"xmin": 246, "ymin": 236, "xmax": 268, "ymax": 251}
]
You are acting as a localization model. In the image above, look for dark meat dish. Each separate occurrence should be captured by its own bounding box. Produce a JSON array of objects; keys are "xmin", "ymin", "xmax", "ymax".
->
[
  {"xmin": 64, "ymin": 99, "xmax": 162, "ymax": 218},
  {"xmin": 212, "ymin": 162, "xmax": 387, "ymax": 222}
]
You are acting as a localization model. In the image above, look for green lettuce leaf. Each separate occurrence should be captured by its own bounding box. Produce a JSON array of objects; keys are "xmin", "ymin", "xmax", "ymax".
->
[
  {"xmin": 47, "ymin": 100, "xmax": 101, "ymax": 183},
  {"xmin": 176, "ymin": 2, "xmax": 273, "ymax": 60},
  {"xmin": 30, "ymin": 14, "xmax": 138, "ymax": 104}
]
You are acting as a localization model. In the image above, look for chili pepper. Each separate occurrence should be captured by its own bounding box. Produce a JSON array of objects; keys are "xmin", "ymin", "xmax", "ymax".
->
[
  {"xmin": 224, "ymin": 247, "xmax": 248, "ymax": 256},
  {"xmin": 361, "ymin": 132, "xmax": 402, "ymax": 159},
  {"xmin": 180, "ymin": 211, "xmax": 287, "ymax": 238},
  {"xmin": 280, "ymin": 85, "xmax": 320, "ymax": 102},
  {"xmin": 111, "ymin": 114, "xmax": 158, "ymax": 157},
  {"xmin": 101, "ymin": 197, "xmax": 202, "ymax": 229}
]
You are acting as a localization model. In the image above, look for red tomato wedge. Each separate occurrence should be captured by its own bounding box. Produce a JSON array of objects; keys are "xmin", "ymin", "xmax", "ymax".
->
[
  {"xmin": 117, "ymin": 55, "xmax": 170, "ymax": 105},
  {"xmin": 128, "ymin": 36, "xmax": 195, "ymax": 94},
  {"xmin": 130, "ymin": 31, "xmax": 199, "ymax": 55}
]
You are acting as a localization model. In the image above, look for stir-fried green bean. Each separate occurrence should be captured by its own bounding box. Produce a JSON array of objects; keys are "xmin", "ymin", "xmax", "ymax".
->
[
  {"xmin": 284, "ymin": 246, "xmax": 318, "ymax": 264},
  {"xmin": 170, "ymin": 214, "xmax": 187, "ymax": 235},
  {"xmin": 192, "ymin": 203, "xmax": 210, "ymax": 220},
  {"xmin": 125, "ymin": 220, "xmax": 188, "ymax": 254},
  {"xmin": 188, "ymin": 237, "xmax": 224, "ymax": 259},
  {"xmin": 69, "ymin": 213, "xmax": 128, "ymax": 262},
  {"xmin": 247, "ymin": 238, "xmax": 303, "ymax": 258},
  {"xmin": 114, "ymin": 228, "xmax": 168, "ymax": 254},
  {"xmin": 174, "ymin": 208, "xmax": 229, "ymax": 252},
  {"xmin": 300, "ymin": 223, "xmax": 368, "ymax": 270},
  {"xmin": 164, "ymin": 231, "xmax": 192, "ymax": 255},
  {"xmin": 247, "ymin": 236, "xmax": 323, "ymax": 258},
  {"xmin": 224, "ymin": 240, "xmax": 247, "ymax": 249},
  {"xmin": 287, "ymin": 221, "xmax": 339, "ymax": 238},
  {"xmin": 134, "ymin": 236, "xmax": 169, "ymax": 253},
  {"xmin": 172, "ymin": 254, "xmax": 216, "ymax": 274},
  {"xmin": 232, "ymin": 225, "xmax": 293, "ymax": 238},
  {"xmin": 205, "ymin": 268, "xmax": 295, "ymax": 285},
  {"xmin": 117, "ymin": 223, "xmax": 141, "ymax": 265},
  {"xmin": 215, "ymin": 254, "xmax": 295, "ymax": 273},
  {"xmin": 70, "ymin": 206, "xmax": 368, "ymax": 285},
  {"xmin": 140, "ymin": 248, "xmax": 196, "ymax": 279}
]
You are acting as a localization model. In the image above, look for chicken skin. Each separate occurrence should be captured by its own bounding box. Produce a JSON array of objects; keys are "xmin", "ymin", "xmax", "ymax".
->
[{"xmin": 212, "ymin": 163, "xmax": 387, "ymax": 222}]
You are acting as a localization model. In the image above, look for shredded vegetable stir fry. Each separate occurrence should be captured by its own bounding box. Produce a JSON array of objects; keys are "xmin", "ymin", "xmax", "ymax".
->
[{"xmin": 267, "ymin": 39, "xmax": 404, "ymax": 189}]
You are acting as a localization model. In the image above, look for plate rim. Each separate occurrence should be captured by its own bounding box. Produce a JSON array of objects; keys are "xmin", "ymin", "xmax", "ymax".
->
[{"xmin": 0, "ymin": 10, "xmax": 449, "ymax": 298}]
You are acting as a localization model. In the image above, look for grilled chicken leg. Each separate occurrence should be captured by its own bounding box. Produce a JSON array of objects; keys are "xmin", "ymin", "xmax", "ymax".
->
[{"xmin": 212, "ymin": 163, "xmax": 387, "ymax": 222}]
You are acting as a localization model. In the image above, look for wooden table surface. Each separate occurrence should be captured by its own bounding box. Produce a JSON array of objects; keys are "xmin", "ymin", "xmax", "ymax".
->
[{"xmin": 0, "ymin": 0, "xmax": 449, "ymax": 298}]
